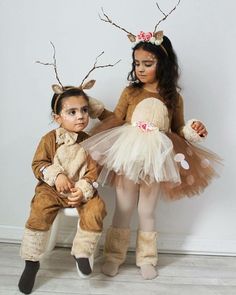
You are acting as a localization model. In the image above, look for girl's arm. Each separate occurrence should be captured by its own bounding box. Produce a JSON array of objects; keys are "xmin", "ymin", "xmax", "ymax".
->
[
  {"xmin": 73, "ymin": 154, "xmax": 99, "ymax": 202},
  {"xmin": 171, "ymin": 95, "xmax": 207, "ymax": 142},
  {"xmin": 113, "ymin": 87, "xmax": 129, "ymax": 120},
  {"xmin": 171, "ymin": 94, "xmax": 185, "ymax": 135},
  {"xmin": 92, "ymin": 87, "xmax": 130, "ymax": 121},
  {"xmin": 31, "ymin": 131, "xmax": 56, "ymax": 181}
]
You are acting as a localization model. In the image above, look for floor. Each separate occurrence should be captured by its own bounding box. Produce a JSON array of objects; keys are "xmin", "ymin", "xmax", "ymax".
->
[{"xmin": 0, "ymin": 243, "xmax": 236, "ymax": 295}]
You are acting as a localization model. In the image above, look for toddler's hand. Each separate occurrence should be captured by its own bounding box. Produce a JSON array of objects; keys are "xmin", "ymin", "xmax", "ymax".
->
[
  {"xmin": 67, "ymin": 188, "xmax": 84, "ymax": 207},
  {"xmin": 191, "ymin": 121, "xmax": 208, "ymax": 137},
  {"xmin": 55, "ymin": 174, "xmax": 74, "ymax": 194}
]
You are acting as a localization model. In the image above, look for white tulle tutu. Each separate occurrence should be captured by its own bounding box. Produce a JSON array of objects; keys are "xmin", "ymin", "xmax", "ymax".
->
[
  {"xmin": 82, "ymin": 97, "xmax": 222, "ymax": 200},
  {"xmin": 83, "ymin": 123, "xmax": 182, "ymax": 185}
]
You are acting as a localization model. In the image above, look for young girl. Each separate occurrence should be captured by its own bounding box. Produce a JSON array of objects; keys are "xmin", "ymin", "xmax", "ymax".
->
[
  {"xmin": 18, "ymin": 86, "xmax": 107, "ymax": 294},
  {"xmin": 81, "ymin": 32, "xmax": 222, "ymax": 280}
]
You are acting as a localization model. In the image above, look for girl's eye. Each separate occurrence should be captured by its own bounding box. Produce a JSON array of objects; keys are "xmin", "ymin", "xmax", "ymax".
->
[
  {"xmin": 82, "ymin": 106, "xmax": 89, "ymax": 113},
  {"xmin": 144, "ymin": 63, "xmax": 153, "ymax": 67},
  {"xmin": 134, "ymin": 63, "xmax": 140, "ymax": 67},
  {"xmin": 68, "ymin": 110, "xmax": 77, "ymax": 115}
]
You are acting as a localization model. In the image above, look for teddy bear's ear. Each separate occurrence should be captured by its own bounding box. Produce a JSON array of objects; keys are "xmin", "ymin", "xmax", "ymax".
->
[
  {"xmin": 52, "ymin": 84, "xmax": 63, "ymax": 94},
  {"xmin": 82, "ymin": 80, "xmax": 96, "ymax": 90}
]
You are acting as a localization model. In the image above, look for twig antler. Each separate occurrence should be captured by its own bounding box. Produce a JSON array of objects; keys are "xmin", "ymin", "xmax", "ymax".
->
[
  {"xmin": 36, "ymin": 41, "xmax": 64, "ymax": 90},
  {"xmin": 153, "ymin": 0, "xmax": 181, "ymax": 33},
  {"xmin": 80, "ymin": 51, "xmax": 121, "ymax": 87},
  {"xmin": 99, "ymin": 7, "xmax": 136, "ymax": 40}
]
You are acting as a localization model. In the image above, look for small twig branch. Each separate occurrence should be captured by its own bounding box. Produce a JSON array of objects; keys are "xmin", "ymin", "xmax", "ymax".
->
[
  {"xmin": 156, "ymin": 2, "xmax": 167, "ymax": 17},
  {"xmin": 154, "ymin": 0, "xmax": 181, "ymax": 33},
  {"xmin": 80, "ymin": 51, "xmax": 121, "ymax": 87},
  {"xmin": 99, "ymin": 7, "xmax": 135, "ymax": 37},
  {"xmin": 35, "ymin": 41, "xmax": 64, "ymax": 89}
]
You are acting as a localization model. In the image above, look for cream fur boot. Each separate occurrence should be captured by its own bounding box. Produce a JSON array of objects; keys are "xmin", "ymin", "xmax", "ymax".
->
[
  {"xmin": 71, "ymin": 228, "xmax": 101, "ymax": 278},
  {"xmin": 101, "ymin": 227, "xmax": 130, "ymax": 276},
  {"xmin": 136, "ymin": 230, "xmax": 158, "ymax": 280}
]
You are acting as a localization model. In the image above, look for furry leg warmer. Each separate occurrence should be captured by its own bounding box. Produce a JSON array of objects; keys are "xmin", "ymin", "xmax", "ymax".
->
[
  {"xmin": 136, "ymin": 230, "xmax": 158, "ymax": 280},
  {"xmin": 20, "ymin": 228, "xmax": 50, "ymax": 261},
  {"xmin": 71, "ymin": 228, "xmax": 101, "ymax": 277},
  {"xmin": 102, "ymin": 227, "xmax": 130, "ymax": 277},
  {"xmin": 18, "ymin": 228, "xmax": 49, "ymax": 294}
]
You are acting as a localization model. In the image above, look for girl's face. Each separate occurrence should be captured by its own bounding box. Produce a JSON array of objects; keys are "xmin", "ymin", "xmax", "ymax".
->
[
  {"xmin": 55, "ymin": 95, "xmax": 89, "ymax": 133},
  {"xmin": 134, "ymin": 48, "xmax": 158, "ymax": 85}
]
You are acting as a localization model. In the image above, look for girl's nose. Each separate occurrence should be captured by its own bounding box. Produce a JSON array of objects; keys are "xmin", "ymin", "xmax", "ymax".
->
[
  {"xmin": 139, "ymin": 65, "xmax": 145, "ymax": 72},
  {"xmin": 76, "ymin": 111, "xmax": 84, "ymax": 119}
]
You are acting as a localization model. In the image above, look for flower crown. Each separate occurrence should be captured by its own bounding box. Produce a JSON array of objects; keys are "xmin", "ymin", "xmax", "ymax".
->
[
  {"xmin": 99, "ymin": 0, "xmax": 181, "ymax": 54},
  {"xmin": 135, "ymin": 31, "xmax": 163, "ymax": 46}
]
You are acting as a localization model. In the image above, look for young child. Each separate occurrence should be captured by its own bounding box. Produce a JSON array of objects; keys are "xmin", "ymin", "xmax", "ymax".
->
[
  {"xmin": 81, "ymin": 8, "xmax": 222, "ymax": 280},
  {"xmin": 18, "ymin": 85, "xmax": 107, "ymax": 294}
]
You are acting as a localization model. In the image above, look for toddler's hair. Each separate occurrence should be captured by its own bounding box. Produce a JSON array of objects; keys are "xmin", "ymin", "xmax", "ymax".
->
[{"xmin": 51, "ymin": 87, "xmax": 89, "ymax": 115}]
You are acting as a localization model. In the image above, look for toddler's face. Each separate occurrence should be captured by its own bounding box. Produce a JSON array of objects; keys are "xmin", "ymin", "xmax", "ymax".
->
[
  {"xmin": 134, "ymin": 48, "xmax": 157, "ymax": 85},
  {"xmin": 55, "ymin": 95, "xmax": 89, "ymax": 133}
]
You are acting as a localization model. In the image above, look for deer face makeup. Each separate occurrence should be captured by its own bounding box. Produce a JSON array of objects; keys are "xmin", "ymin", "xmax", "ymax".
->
[
  {"xmin": 55, "ymin": 96, "xmax": 89, "ymax": 133},
  {"xmin": 134, "ymin": 48, "xmax": 158, "ymax": 85}
]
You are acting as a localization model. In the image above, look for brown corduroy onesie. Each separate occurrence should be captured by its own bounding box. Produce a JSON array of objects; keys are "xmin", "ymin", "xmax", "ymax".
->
[{"xmin": 21, "ymin": 127, "xmax": 106, "ymax": 261}]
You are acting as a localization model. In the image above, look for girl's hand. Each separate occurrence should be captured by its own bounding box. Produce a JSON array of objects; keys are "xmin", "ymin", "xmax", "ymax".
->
[
  {"xmin": 67, "ymin": 188, "xmax": 84, "ymax": 207},
  {"xmin": 191, "ymin": 121, "xmax": 208, "ymax": 137},
  {"xmin": 55, "ymin": 174, "xmax": 74, "ymax": 193}
]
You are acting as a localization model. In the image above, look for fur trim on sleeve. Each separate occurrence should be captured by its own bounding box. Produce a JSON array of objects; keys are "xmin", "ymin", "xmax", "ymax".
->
[
  {"xmin": 42, "ymin": 164, "xmax": 64, "ymax": 186},
  {"xmin": 182, "ymin": 119, "xmax": 206, "ymax": 143},
  {"xmin": 88, "ymin": 97, "xmax": 104, "ymax": 119},
  {"xmin": 75, "ymin": 179, "xmax": 94, "ymax": 201}
]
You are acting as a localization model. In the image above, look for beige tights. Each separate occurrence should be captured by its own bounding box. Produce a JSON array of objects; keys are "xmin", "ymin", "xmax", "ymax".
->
[{"xmin": 102, "ymin": 177, "xmax": 160, "ymax": 279}]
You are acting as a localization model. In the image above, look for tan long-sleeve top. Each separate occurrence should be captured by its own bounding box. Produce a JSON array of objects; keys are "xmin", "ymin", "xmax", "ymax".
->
[{"xmin": 113, "ymin": 86, "xmax": 185, "ymax": 134}]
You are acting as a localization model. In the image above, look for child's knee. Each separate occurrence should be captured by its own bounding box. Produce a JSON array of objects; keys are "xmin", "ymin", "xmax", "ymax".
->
[{"xmin": 79, "ymin": 195, "xmax": 107, "ymax": 232}]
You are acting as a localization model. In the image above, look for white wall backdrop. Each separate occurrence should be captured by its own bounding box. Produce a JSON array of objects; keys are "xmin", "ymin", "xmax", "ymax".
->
[{"xmin": 0, "ymin": 0, "xmax": 235, "ymax": 255}]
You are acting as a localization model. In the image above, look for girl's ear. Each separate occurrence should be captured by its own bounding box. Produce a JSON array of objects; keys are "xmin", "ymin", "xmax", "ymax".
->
[
  {"xmin": 52, "ymin": 84, "xmax": 64, "ymax": 94},
  {"xmin": 53, "ymin": 113, "xmax": 62, "ymax": 125}
]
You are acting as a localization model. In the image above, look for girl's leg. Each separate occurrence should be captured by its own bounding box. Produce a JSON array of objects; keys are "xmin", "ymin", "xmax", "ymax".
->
[
  {"xmin": 102, "ymin": 176, "xmax": 139, "ymax": 276},
  {"xmin": 71, "ymin": 194, "xmax": 106, "ymax": 277},
  {"xmin": 19, "ymin": 188, "xmax": 62, "ymax": 294},
  {"xmin": 136, "ymin": 182, "xmax": 160, "ymax": 280}
]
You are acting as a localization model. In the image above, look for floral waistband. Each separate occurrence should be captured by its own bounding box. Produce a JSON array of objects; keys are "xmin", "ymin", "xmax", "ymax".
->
[{"xmin": 132, "ymin": 121, "xmax": 159, "ymax": 132}]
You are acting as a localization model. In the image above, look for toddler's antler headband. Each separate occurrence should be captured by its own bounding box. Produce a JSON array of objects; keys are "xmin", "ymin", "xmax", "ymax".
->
[
  {"xmin": 99, "ymin": 0, "xmax": 181, "ymax": 55},
  {"xmin": 36, "ymin": 41, "xmax": 120, "ymax": 112}
]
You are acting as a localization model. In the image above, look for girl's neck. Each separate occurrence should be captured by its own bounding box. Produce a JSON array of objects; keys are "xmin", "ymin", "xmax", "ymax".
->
[{"xmin": 142, "ymin": 82, "xmax": 159, "ymax": 93}]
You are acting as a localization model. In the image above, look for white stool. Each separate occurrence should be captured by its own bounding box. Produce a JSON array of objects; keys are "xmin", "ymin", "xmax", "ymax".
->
[{"xmin": 46, "ymin": 207, "xmax": 79, "ymax": 252}]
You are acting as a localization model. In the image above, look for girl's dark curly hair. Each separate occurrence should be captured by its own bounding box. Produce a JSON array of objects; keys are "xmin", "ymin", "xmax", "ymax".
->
[{"xmin": 128, "ymin": 35, "xmax": 181, "ymax": 109}]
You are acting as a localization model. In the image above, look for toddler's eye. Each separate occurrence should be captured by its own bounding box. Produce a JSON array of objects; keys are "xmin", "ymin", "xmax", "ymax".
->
[
  {"xmin": 68, "ymin": 110, "xmax": 77, "ymax": 115},
  {"xmin": 82, "ymin": 106, "xmax": 89, "ymax": 113}
]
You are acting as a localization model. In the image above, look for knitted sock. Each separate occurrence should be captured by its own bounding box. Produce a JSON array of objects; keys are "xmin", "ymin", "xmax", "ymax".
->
[
  {"xmin": 18, "ymin": 260, "xmax": 40, "ymax": 294},
  {"xmin": 101, "ymin": 261, "xmax": 120, "ymax": 277},
  {"xmin": 140, "ymin": 264, "xmax": 158, "ymax": 280}
]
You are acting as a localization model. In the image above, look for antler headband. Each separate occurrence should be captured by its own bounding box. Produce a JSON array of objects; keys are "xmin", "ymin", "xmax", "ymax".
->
[
  {"xmin": 36, "ymin": 42, "xmax": 120, "ymax": 113},
  {"xmin": 99, "ymin": 0, "xmax": 181, "ymax": 55}
]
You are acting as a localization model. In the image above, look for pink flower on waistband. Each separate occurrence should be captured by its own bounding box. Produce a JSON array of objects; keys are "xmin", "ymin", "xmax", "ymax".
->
[{"xmin": 133, "ymin": 121, "xmax": 158, "ymax": 132}]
